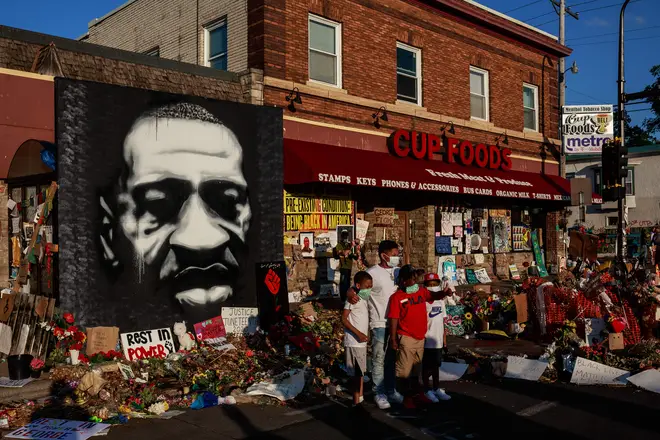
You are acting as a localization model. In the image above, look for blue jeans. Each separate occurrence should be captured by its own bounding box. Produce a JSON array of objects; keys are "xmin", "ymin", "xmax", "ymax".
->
[{"xmin": 370, "ymin": 327, "xmax": 396, "ymax": 395}]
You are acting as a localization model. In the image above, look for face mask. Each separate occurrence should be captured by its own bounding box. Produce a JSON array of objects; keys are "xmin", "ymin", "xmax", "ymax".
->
[
  {"xmin": 405, "ymin": 283, "xmax": 419, "ymax": 294},
  {"xmin": 387, "ymin": 255, "xmax": 400, "ymax": 268},
  {"xmin": 427, "ymin": 286, "xmax": 441, "ymax": 292},
  {"xmin": 357, "ymin": 288, "xmax": 372, "ymax": 300}
]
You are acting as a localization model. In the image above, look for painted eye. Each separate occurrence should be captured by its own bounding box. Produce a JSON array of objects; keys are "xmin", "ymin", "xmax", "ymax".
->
[{"xmin": 199, "ymin": 180, "xmax": 249, "ymax": 223}]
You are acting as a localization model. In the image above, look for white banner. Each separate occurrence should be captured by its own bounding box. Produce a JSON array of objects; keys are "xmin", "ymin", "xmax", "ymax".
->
[{"xmin": 562, "ymin": 104, "xmax": 613, "ymax": 155}]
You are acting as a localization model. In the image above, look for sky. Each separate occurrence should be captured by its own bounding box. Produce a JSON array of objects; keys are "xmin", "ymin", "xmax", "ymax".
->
[{"xmin": 0, "ymin": 0, "xmax": 658, "ymax": 128}]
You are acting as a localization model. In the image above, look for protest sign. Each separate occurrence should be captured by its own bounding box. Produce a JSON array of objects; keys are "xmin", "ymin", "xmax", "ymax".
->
[
  {"xmin": 6, "ymin": 418, "xmax": 110, "ymax": 440},
  {"xmin": 504, "ymin": 356, "xmax": 547, "ymax": 381},
  {"xmin": 437, "ymin": 362, "xmax": 468, "ymax": 381},
  {"xmin": 120, "ymin": 328, "xmax": 175, "ymax": 361},
  {"xmin": 221, "ymin": 307, "xmax": 259, "ymax": 336},
  {"xmin": 85, "ymin": 327, "xmax": 119, "ymax": 356},
  {"xmin": 194, "ymin": 316, "xmax": 226, "ymax": 341},
  {"xmin": 570, "ymin": 357, "xmax": 630, "ymax": 385}
]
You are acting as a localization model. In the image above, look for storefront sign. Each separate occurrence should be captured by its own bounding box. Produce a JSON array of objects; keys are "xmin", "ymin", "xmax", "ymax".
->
[
  {"xmin": 283, "ymin": 191, "xmax": 353, "ymax": 231},
  {"xmin": 120, "ymin": 328, "xmax": 175, "ymax": 361},
  {"xmin": 390, "ymin": 130, "xmax": 512, "ymax": 171},
  {"xmin": 562, "ymin": 105, "xmax": 613, "ymax": 154}
]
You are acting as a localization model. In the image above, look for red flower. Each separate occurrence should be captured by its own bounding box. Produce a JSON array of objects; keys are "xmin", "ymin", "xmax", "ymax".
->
[
  {"xmin": 53, "ymin": 327, "xmax": 64, "ymax": 338},
  {"xmin": 246, "ymin": 350, "xmax": 254, "ymax": 357},
  {"xmin": 73, "ymin": 331, "xmax": 86, "ymax": 342},
  {"xmin": 63, "ymin": 313, "xmax": 75, "ymax": 324},
  {"xmin": 67, "ymin": 326, "xmax": 78, "ymax": 334},
  {"xmin": 78, "ymin": 354, "xmax": 89, "ymax": 364}
]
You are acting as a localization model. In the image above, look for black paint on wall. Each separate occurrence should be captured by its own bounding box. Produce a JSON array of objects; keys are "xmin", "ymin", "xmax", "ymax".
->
[{"xmin": 56, "ymin": 78, "xmax": 283, "ymax": 331}]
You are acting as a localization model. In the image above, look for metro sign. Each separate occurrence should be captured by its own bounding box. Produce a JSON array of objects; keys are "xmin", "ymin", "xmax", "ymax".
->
[{"xmin": 389, "ymin": 129, "xmax": 513, "ymax": 171}]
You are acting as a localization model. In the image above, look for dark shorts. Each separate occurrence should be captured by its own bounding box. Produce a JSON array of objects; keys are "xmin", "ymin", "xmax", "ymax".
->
[{"xmin": 422, "ymin": 348, "xmax": 443, "ymax": 368}]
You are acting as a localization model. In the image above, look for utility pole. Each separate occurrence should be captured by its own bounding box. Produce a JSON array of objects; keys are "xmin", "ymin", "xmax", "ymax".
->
[
  {"xmin": 552, "ymin": 0, "xmax": 579, "ymax": 178},
  {"xmin": 617, "ymin": 0, "xmax": 632, "ymax": 261}
]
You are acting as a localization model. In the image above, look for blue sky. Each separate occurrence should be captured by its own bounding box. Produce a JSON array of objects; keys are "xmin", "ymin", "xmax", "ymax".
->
[{"xmin": 0, "ymin": 0, "xmax": 658, "ymax": 128}]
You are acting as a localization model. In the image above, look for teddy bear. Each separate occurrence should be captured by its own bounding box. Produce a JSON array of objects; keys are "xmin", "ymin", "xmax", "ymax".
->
[{"xmin": 173, "ymin": 321, "xmax": 195, "ymax": 351}]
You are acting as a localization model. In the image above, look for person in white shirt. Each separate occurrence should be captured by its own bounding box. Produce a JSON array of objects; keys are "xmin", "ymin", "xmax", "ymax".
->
[
  {"xmin": 342, "ymin": 271, "xmax": 372, "ymax": 407},
  {"xmin": 422, "ymin": 273, "xmax": 451, "ymax": 403},
  {"xmin": 347, "ymin": 240, "xmax": 402, "ymax": 410}
]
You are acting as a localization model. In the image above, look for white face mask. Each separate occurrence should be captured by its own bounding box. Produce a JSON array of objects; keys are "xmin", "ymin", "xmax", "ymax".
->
[
  {"xmin": 387, "ymin": 255, "xmax": 400, "ymax": 268},
  {"xmin": 428, "ymin": 286, "xmax": 441, "ymax": 292}
]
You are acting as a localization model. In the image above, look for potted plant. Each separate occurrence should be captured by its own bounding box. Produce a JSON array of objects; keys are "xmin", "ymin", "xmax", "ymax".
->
[{"xmin": 30, "ymin": 358, "xmax": 45, "ymax": 378}]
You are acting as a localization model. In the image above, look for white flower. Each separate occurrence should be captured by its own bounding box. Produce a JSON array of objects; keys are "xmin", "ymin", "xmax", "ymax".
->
[
  {"xmin": 146, "ymin": 401, "xmax": 169, "ymax": 415},
  {"xmin": 64, "ymin": 331, "xmax": 71, "ymax": 337}
]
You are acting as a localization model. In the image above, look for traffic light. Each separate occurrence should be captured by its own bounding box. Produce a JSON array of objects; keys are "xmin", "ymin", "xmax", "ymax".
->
[
  {"xmin": 617, "ymin": 144, "xmax": 629, "ymax": 179},
  {"xmin": 601, "ymin": 138, "xmax": 627, "ymax": 202}
]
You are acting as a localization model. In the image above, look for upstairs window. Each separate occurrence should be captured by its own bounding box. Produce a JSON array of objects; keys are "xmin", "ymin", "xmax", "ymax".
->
[
  {"xmin": 396, "ymin": 42, "xmax": 422, "ymax": 105},
  {"xmin": 144, "ymin": 47, "xmax": 160, "ymax": 57},
  {"xmin": 625, "ymin": 169, "xmax": 635, "ymax": 195},
  {"xmin": 308, "ymin": 14, "xmax": 342, "ymax": 87},
  {"xmin": 523, "ymin": 83, "xmax": 539, "ymax": 131},
  {"xmin": 205, "ymin": 20, "xmax": 227, "ymax": 70},
  {"xmin": 470, "ymin": 66, "xmax": 489, "ymax": 121}
]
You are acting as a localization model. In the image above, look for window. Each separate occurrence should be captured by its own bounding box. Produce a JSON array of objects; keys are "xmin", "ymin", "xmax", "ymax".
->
[
  {"xmin": 144, "ymin": 47, "xmax": 160, "ymax": 57},
  {"xmin": 470, "ymin": 67, "xmax": 489, "ymax": 121},
  {"xmin": 625, "ymin": 169, "xmax": 635, "ymax": 195},
  {"xmin": 396, "ymin": 42, "xmax": 422, "ymax": 105},
  {"xmin": 606, "ymin": 216, "xmax": 618, "ymax": 228},
  {"xmin": 523, "ymin": 83, "xmax": 539, "ymax": 131},
  {"xmin": 308, "ymin": 15, "xmax": 342, "ymax": 87},
  {"xmin": 594, "ymin": 169, "xmax": 602, "ymax": 194},
  {"xmin": 204, "ymin": 20, "xmax": 227, "ymax": 70}
]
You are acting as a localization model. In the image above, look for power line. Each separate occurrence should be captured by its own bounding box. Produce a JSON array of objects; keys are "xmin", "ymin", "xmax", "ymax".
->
[
  {"xmin": 524, "ymin": 10, "xmax": 556, "ymax": 22},
  {"xmin": 574, "ymin": 0, "xmax": 640, "ymax": 14},
  {"xmin": 567, "ymin": 25, "xmax": 660, "ymax": 41},
  {"xmin": 567, "ymin": 0, "xmax": 599, "ymax": 7},
  {"xmin": 535, "ymin": 17, "xmax": 559, "ymax": 26},
  {"xmin": 566, "ymin": 87, "xmax": 606, "ymax": 104},
  {"xmin": 570, "ymin": 35, "xmax": 660, "ymax": 46},
  {"xmin": 505, "ymin": 0, "xmax": 544, "ymax": 13}
]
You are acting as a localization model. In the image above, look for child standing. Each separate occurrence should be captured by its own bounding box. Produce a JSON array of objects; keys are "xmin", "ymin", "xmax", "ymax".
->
[
  {"xmin": 341, "ymin": 271, "xmax": 373, "ymax": 406},
  {"xmin": 387, "ymin": 265, "xmax": 450, "ymax": 409},
  {"xmin": 422, "ymin": 273, "xmax": 451, "ymax": 402}
]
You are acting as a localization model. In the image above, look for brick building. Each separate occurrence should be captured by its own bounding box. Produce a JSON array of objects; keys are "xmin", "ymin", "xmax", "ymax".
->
[{"xmin": 83, "ymin": 0, "xmax": 574, "ymax": 293}]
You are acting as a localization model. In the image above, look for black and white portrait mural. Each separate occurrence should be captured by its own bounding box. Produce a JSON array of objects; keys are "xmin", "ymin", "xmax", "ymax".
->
[{"xmin": 56, "ymin": 78, "xmax": 283, "ymax": 331}]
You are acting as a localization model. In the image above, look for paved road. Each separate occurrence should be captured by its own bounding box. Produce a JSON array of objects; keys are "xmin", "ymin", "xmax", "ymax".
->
[{"xmin": 90, "ymin": 379, "xmax": 660, "ymax": 439}]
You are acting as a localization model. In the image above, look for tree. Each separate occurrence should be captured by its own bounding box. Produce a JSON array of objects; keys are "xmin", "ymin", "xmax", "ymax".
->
[
  {"xmin": 614, "ymin": 111, "xmax": 656, "ymax": 146},
  {"xmin": 643, "ymin": 64, "xmax": 660, "ymax": 136}
]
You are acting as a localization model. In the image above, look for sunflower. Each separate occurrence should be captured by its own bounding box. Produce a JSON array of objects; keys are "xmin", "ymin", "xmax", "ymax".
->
[{"xmin": 464, "ymin": 312, "xmax": 473, "ymax": 320}]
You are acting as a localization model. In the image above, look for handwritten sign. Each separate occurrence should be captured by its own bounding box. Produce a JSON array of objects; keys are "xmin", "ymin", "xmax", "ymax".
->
[
  {"xmin": 504, "ymin": 356, "xmax": 547, "ymax": 381},
  {"xmin": 374, "ymin": 207, "xmax": 395, "ymax": 226},
  {"xmin": 221, "ymin": 307, "xmax": 259, "ymax": 336},
  {"xmin": 570, "ymin": 357, "xmax": 630, "ymax": 385},
  {"xmin": 85, "ymin": 327, "xmax": 119, "ymax": 356},
  {"xmin": 437, "ymin": 362, "xmax": 469, "ymax": 381},
  {"xmin": 6, "ymin": 418, "xmax": 110, "ymax": 440},
  {"xmin": 194, "ymin": 316, "xmax": 226, "ymax": 341},
  {"xmin": 355, "ymin": 219, "xmax": 369, "ymax": 242},
  {"xmin": 120, "ymin": 328, "xmax": 175, "ymax": 361}
]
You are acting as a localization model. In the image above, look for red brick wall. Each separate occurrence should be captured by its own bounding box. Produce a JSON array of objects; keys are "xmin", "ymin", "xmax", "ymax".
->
[{"xmin": 257, "ymin": 0, "xmax": 563, "ymax": 158}]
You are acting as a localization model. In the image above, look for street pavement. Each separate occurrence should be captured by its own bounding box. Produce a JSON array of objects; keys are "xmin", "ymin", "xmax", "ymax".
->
[{"xmin": 94, "ymin": 378, "xmax": 660, "ymax": 440}]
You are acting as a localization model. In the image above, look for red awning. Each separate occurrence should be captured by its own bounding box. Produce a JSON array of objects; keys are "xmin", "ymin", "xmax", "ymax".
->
[{"xmin": 284, "ymin": 139, "xmax": 572, "ymax": 203}]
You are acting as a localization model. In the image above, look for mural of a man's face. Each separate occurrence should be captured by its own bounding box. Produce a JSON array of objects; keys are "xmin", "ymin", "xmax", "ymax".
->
[{"xmin": 100, "ymin": 103, "xmax": 251, "ymax": 315}]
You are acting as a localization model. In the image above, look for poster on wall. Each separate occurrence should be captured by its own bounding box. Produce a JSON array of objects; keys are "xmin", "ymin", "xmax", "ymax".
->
[
  {"xmin": 562, "ymin": 105, "xmax": 613, "ymax": 155},
  {"xmin": 255, "ymin": 262, "xmax": 289, "ymax": 330},
  {"xmin": 299, "ymin": 232, "xmax": 315, "ymax": 258},
  {"xmin": 284, "ymin": 191, "xmax": 353, "ymax": 232},
  {"xmin": 531, "ymin": 231, "xmax": 549, "ymax": 277},
  {"xmin": 55, "ymin": 78, "xmax": 283, "ymax": 331}
]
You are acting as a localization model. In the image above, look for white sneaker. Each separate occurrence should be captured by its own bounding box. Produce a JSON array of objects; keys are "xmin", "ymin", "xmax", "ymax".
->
[
  {"xmin": 434, "ymin": 388, "xmax": 451, "ymax": 401},
  {"xmin": 358, "ymin": 396, "xmax": 364, "ymax": 403},
  {"xmin": 424, "ymin": 390, "xmax": 440, "ymax": 403},
  {"xmin": 375, "ymin": 394, "xmax": 391, "ymax": 409},
  {"xmin": 388, "ymin": 390, "xmax": 404, "ymax": 404}
]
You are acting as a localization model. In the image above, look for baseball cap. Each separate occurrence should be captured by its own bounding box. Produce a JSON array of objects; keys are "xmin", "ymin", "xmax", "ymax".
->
[{"xmin": 424, "ymin": 273, "xmax": 441, "ymax": 282}]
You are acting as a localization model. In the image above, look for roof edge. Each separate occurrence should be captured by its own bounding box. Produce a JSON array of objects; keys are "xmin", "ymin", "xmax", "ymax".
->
[
  {"xmin": 0, "ymin": 25, "xmax": 240, "ymax": 83},
  {"xmin": 88, "ymin": 0, "xmax": 137, "ymax": 29}
]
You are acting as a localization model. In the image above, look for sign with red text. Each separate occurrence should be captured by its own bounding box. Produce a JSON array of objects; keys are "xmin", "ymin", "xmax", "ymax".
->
[
  {"xmin": 389, "ymin": 130, "xmax": 512, "ymax": 171},
  {"xmin": 6, "ymin": 418, "xmax": 110, "ymax": 440},
  {"xmin": 120, "ymin": 328, "xmax": 175, "ymax": 361},
  {"xmin": 194, "ymin": 316, "xmax": 227, "ymax": 341}
]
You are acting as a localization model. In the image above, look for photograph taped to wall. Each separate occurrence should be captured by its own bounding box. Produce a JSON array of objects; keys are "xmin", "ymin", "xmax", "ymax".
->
[
  {"xmin": 299, "ymin": 232, "xmax": 315, "ymax": 258},
  {"xmin": 55, "ymin": 78, "xmax": 283, "ymax": 331}
]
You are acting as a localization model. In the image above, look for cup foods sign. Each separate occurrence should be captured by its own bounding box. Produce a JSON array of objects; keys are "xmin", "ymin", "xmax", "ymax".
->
[{"xmin": 562, "ymin": 105, "xmax": 613, "ymax": 154}]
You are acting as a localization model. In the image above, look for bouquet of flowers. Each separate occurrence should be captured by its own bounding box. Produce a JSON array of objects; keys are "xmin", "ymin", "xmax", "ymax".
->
[{"xmin": 39, "ymin": 312, "xmax": 87, "ymax": 353}]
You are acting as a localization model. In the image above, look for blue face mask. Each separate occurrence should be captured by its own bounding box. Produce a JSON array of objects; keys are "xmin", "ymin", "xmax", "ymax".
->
[{"xmin": 405, "ymin": 283, "xmax": 419, "ymax": 294}]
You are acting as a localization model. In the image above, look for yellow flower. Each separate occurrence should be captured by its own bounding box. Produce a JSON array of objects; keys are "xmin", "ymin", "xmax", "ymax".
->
[{"xmin": 465, "ymin": 312, "xmax": 473, "ymax": 320}]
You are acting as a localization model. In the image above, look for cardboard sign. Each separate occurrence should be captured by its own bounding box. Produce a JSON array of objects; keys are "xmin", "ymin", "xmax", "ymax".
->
[
  {"xmin": 608, "ymin": 332, "xmax": 625, "ymax": 350},
  {"xmin": 85, "ymin": 327, "xmax": 119, "ymax": 356},
  {"xmin": 221, "ymin": 307, "xmax": 259, "ymax": 336},
  {"xmin": 6, "ymin": 418, "xmax": 110, "ymax": 440},
  {"xmin": 374, "ymin": 207, "xmax": 395, "ymax": 226},
  {"xmin": 504, "ymin": 356, "xmax": 547, "ymax": 381},
  {"xmin": 120, "ymin": 328, "xmax": 175, "ymax": 361},
  {"xmin": 513, "ymin": 294, "xmax": 528, "ymax": 323},
  {"xmin": 570, "ymin": 357, "xmax": 630, "ymax": 385},
  {"xmin": 255, "ymin": 261, "xmax": 288, "ymax": 331},
  {"xmin": 355, "ymin": 219, "xmax": 369, "ymax": 242},
  {"xmin": 0, "ymin": 294, "xmax": 15, "ymax": 321},
  {"xmin": 193, "ymin": 316, "xmax": 226, "ymax": 341}
]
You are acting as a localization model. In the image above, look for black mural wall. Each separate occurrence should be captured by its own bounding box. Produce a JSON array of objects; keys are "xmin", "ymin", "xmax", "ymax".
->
[{"xmin": 56, "ymin": 78, "xmax": 283, "ymax": 331}]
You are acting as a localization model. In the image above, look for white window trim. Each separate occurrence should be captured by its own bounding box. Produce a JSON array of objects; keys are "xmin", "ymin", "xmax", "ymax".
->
[
  {"xmin": 396, "ymin": 41, "xmax": 422, "ymax": 106},
  {"xmin": 523, "ymin": 83, "xmax": 539, "ymax": 132},
  {"xmin": 308, "ymin": 14, "xmax": 342, "ymax": 88},
  {"xmin": 469, "ymin": 66, "xmax": 490, "ymax": 122},
  {"xmin": 204, "ymin": 19, "xmax": 227, "ymax": 68}
]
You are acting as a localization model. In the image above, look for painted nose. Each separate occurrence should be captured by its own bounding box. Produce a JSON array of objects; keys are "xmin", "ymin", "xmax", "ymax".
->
[{"xmin": 170, "ymin": 194, "xmax": 230, "ymax": 250}]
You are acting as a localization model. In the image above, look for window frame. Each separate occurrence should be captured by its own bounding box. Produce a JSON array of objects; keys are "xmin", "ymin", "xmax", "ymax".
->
[
  {"xmin": 469, "ymin": 66, "xmax": 490, "ymax": 122},
  {"xmin": 144, "ymin": 46, "xmax": 160, "ymax": 57},
  {"xmin": 396, "ymin": 41, "xmax": 422, "ymax": 106},
  {"xmin": 308, "ymin": 14, "xmax": 343, "ymax": 88},
  {"xmin": 606, "ymin": 216, "xmax": 618, "ymax": 228},
  {"xmin": 625, "ymin": 168, "xmax": 635, "ymax": 196},
  {"xmin": 204, "ymin": 19, "xmax": 228, "ymax": 70},
  {"xmin": 522, "ymin": 83, "xmax": 539, "ymax": 132},
  {"xmin": 594, "ymin": 167, "xmax": 635, "ymax": 195}
]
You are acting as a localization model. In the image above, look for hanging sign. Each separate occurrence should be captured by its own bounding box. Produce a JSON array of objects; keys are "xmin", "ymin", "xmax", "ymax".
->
[
  {"xmin": 562, "ymin": 105, "xmax": 613, "ymax": 154},
  {"xmin": 283, "ymin": 191, "xmax": 353, "ymax": 231}
]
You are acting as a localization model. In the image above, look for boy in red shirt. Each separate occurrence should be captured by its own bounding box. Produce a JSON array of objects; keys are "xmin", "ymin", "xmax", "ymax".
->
[{"xmin": 388, "ymin": 265, "xmax": 450, "ymax": 408}]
